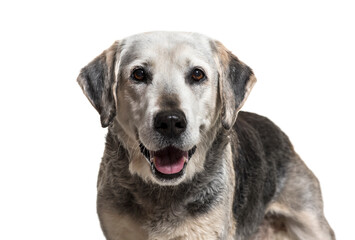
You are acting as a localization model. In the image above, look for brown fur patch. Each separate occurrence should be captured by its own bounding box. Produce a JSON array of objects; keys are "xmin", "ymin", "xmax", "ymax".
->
[
  {"xmin": 157, "ymin": 93, "xmax": 181, "ymax": 111},
  {"xmin": 262, "ymin": 156, "xmax": 336, "ymax": 240}
]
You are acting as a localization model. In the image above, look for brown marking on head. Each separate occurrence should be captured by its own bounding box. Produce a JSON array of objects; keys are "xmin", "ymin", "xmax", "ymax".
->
[{"xmin": 157, "ymin": 93, "xmax": 181, "ymax": 111}]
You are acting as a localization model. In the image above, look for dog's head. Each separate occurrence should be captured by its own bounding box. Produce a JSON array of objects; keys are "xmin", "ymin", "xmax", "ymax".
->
[{"xmin": 77, "ymin": 32, "xmax": 256, "ymax": 185}]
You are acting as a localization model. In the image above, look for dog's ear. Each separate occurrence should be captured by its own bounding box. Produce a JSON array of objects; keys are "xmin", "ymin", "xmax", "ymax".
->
[
  {"xmin": 214, "ymin": 41, "xmax": 257, "ymax": 130},
  {"xmin": 77, "ymin": 41, "xmax": 119, "ymax": 128}
]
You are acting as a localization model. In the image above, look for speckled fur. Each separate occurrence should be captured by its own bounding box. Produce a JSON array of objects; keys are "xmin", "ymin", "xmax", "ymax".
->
[{"xmin": 77, "ymin": 32, "xmax": 335, "ymax": 240}]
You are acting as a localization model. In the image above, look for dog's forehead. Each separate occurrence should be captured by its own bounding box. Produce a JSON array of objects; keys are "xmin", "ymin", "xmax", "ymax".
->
[{"xmin": 119, "ymin": 32, "xmax": 215, "ymax": 67}]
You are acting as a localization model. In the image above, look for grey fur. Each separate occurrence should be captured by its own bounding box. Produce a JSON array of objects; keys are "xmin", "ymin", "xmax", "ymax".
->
[{"xmin": 77, "ymin": 32, "xmax": 335, "ymax": 240}]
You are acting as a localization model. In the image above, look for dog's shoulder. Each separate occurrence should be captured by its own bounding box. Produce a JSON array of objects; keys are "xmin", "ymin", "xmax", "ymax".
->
[{"xmin": 231, "ymin": 111, "xmax": 295, "ymax": 237}]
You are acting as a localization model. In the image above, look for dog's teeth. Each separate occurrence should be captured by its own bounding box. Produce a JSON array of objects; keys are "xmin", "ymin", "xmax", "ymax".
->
[{"xmin": 150, "ymin": 151, "xmax": 154, "ymax": 162}]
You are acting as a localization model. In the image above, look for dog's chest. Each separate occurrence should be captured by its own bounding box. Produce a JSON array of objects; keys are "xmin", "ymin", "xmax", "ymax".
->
[
  {"xmin": 100, "ymin": 204, "xmax": 231, "ymax": 240},
  {"xmin": 99, "ymin": 211, "xmax": 148, "ymax": 240}
]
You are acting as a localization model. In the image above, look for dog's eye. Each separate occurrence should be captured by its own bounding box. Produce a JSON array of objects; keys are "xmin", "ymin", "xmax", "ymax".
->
[
  {"xmin": 191, "ymin": 69, "xmax": 206, "ymax": 82},
  {"xmin": 132, "ymin": 69, "xmax": 146, "ymax": 81}
]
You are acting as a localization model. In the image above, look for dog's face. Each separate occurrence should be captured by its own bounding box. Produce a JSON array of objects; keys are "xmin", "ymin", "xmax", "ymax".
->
[{"xmin": 78, "ymin": 32, "xmax": 256, "ymax": 185}]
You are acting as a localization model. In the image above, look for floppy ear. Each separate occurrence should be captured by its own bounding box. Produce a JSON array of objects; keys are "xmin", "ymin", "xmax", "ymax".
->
[
  {"xmin": 214, "ymin": 41, "xmax": 257, "ymax": 130},
  {"xmin": 77, "ymin": 41, "xmax": 119, "ymax": 128}
]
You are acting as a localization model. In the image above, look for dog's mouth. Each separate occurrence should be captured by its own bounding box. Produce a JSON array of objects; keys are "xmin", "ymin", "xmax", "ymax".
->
[{"xmin": 139, "ymin": 143, "xmax": 196, "ymax": 180}]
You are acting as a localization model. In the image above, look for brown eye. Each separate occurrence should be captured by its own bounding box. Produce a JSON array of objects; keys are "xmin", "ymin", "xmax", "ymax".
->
[
  {"xmin": 191, "ymin": 68, "xmax": 206, "ymax": 82},
  {"xmin": 132, "ymin": 68, "xmax": 146, "ymax": 81}
]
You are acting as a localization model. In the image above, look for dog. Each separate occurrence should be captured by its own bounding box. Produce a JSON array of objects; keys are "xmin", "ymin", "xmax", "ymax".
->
[{"xmin": 77, "ymin": 32, "xmax": 335, "ymax": 240}]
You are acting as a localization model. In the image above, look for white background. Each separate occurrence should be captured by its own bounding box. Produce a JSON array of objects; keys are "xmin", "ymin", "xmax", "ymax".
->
[{"xmin": 0, "ymin": 0, "xmax": 354, "ymax": 239}]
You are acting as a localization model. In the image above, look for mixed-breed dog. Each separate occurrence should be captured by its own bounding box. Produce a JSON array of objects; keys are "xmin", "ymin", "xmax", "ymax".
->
[{"xmin": 77, "ymin": 32, "xmax": 335, "ymax": 239}]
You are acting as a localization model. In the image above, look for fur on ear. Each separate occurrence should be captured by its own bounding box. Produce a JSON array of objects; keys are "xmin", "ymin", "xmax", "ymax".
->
[
  {"xmin": 214, "ymin": 41, "xmax": 257, "ymax": 130},
  {"xmin": 77, "ymin": 41, "xmax": 119, "ymax": 128}
]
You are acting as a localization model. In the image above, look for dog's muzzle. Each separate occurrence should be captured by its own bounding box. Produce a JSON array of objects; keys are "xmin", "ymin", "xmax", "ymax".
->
[{"xmin": 138, "ymin": 110, "xmax": 197, "ymax": 181}]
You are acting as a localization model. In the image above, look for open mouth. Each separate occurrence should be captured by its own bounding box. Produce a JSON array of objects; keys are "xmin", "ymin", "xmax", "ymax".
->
[{"xmin": 139, "ymin": 143, "xmax": 196, "ymax": 180}]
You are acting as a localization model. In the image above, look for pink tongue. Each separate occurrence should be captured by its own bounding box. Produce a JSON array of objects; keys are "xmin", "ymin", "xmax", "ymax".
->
[{"xmin": 153, "ymin": 147, "xmax": 188, "ymax": 175}]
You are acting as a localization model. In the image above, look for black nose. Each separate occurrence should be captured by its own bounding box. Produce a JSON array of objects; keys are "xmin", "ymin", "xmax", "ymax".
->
[{"xmin": 154, "ymin": 111, "xmax": 187, "ymax": 137}]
